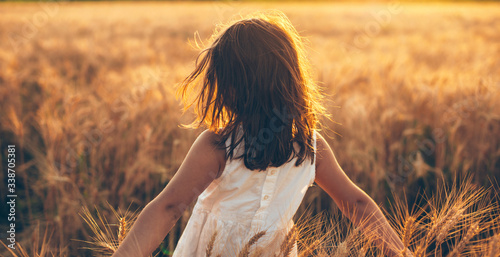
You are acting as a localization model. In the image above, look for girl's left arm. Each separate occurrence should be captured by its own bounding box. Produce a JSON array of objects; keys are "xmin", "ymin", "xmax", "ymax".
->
[
  {"xmin": 111, "ymin": 130, "xmax": 226, "ymax": 257},
  {"xmin": 314, "ymin": 133, "xmax": 410, "ymax": 257}
]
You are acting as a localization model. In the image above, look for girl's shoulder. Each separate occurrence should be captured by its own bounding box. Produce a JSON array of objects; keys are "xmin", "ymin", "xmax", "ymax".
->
[
  {"xmin": 195, "ymin": 129, "xmax": 227, "ymax": 178},
  {"xmin": 198, "ymin": 129, "xmax": 223, "ymax": 145},
  {"xmin": 314, "ymin": 131, "xmax": 331, "ymax": 170}
]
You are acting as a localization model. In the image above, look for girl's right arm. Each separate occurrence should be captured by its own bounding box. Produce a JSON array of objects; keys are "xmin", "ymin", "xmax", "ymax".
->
[
  {"xmin": 111, "ymin": 130, "xmax": 226, "ymax": 257},
  {"xmin": 314, "ymin": 133, "xmax": 410, "ymax": 257}
]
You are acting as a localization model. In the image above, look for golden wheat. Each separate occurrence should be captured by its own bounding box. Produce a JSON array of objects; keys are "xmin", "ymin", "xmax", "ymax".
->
[
  {"xmin": 401, "ymin": 216, "xmax": 416, "ymax": 256},
  {"xmin": 0, "ymin": 2, "xmax": 499, "ymax": 256},
  {"xmin": 206, "ymin": 231, "xmax": 218, "ymax": 257},
  {"xmin": 446, "ymin": 221, "xmax": 481, "ymax": 257},
  {"xmin": 238, "ymin": 231, "xmax": 267, "ymax": 257},
  {"xmin": 278, "ymin": 226, "xmax": 297, "ymax": 257},
  {"xmin": 435, "ymin": 207, "xmax": 464, "ymax": 244}
]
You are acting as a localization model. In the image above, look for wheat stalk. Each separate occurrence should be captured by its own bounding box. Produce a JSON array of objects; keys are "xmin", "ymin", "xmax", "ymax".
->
[
  {"xmin": 446, "ymin": 222, "xmax": 480, "ymax": 257},
  {"xmin": 278, "ymin": 226, "xmax": 297, "ymax": 257},
  {"xmin": 238, "ymin": 231, "xmax": 266, "ymax": 257},
  {"xmin": 206, "ymin": 231, "xmax": 218, "ymax": 257}
]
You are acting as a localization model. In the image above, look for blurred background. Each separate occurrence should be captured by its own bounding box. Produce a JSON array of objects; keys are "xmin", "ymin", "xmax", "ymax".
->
[{"xmin": 0, "ymin": 0, "xmax": 499, "ymax": 256}]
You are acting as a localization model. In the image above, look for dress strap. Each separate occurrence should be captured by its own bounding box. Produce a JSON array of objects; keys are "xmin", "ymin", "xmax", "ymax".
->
[
  {"xmin": 313, "ymin": 130, "xmax": 317, "ymax": 165},
  {"xmin": 310, "ymin": 130, "xmax": 318, "ymax": 187}
]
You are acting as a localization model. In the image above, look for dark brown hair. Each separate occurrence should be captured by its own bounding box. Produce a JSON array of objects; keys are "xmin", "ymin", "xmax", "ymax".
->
[{"xmin": 178, "ymin": 11, "xmax": 326, "ymax": 171}]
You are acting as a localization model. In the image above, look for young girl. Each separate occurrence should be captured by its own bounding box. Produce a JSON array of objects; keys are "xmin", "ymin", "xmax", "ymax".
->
[{"xmin": 112, "ymin": 12, "xmax": 409, "ymax": 257}]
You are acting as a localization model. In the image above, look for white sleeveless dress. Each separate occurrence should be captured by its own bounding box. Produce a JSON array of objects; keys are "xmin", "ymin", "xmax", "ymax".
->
[{"xmin": 172, "ymin": 130, "xmax": 317, "ymax": 257}]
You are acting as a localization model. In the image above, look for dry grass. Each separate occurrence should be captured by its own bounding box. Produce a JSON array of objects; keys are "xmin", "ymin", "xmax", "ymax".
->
[{"xmin": 0, "ymin": 1, "xmax": 499, "ymax": 256}]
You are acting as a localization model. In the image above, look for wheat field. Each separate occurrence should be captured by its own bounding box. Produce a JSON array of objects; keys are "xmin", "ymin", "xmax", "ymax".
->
[{"xmin": 0, "ymin": 1, "xmax": 499, "ymax": 256}]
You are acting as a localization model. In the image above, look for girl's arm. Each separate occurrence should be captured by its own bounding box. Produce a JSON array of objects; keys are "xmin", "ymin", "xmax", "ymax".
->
[
  {"xmin": 111, "ymin": 130, "xmax": 226, "ymax": 257},
  {"xmin": 314, "ymin": 133, "xmax": 408, "ymax": 257}
]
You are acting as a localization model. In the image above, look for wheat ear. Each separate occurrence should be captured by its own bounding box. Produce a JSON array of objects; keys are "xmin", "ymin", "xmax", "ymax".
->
[
  {"xmin": 206, "ymin": 231, "xmax": 218, "ymax": 257},
  {"xmin": 446, "ymin": 222, "xmax": 480, "ymax": 257},
  {"xmin": 402, "ymin": 216, "xmax": 416, "ymax": 255},
  {"xmin": 436, "ymin": 208, "xmax": 464, "ymax": 244},
  {"xmin": 279, "ymin": 226, "xmax": 297, "ymax": 257},
  {"xmin": 238, "ymin": 231, "xmax": 266, "ymax": 257},
  {"xmin": 117, "ymin": 217, "xmax": 127, "ymax": 244}
]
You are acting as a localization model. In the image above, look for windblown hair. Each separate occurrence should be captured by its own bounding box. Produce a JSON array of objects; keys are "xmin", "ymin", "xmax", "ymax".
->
[{"xmin": 178, "ymin": 11, "xmax": 326, "ymax": 171}]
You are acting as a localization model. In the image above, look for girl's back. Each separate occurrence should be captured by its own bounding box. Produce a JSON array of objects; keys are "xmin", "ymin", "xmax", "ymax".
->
[{"xmin": 173, "ymin": 129, "xmax": 317, "ymax": 256}]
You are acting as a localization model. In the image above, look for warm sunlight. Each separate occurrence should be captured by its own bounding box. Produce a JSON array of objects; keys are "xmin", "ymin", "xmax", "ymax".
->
[{"xmin": 1, "ymin": 1, "xmax": 499, "ymax": 257}]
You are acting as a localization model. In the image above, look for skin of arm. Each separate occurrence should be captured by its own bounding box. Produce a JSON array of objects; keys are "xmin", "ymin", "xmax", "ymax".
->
[
  {"xmin": 314, "ymin": 133, "xmax": 409, "ymax": 257},
  {"xmin": 111, "ymin": 130, "xmax": 226, "ymax": 257}
]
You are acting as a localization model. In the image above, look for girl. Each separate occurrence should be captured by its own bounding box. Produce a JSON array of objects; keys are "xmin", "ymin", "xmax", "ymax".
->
[{"xmin": 112, "ymin": 11, "xmax": 409, "ymax": 257}]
